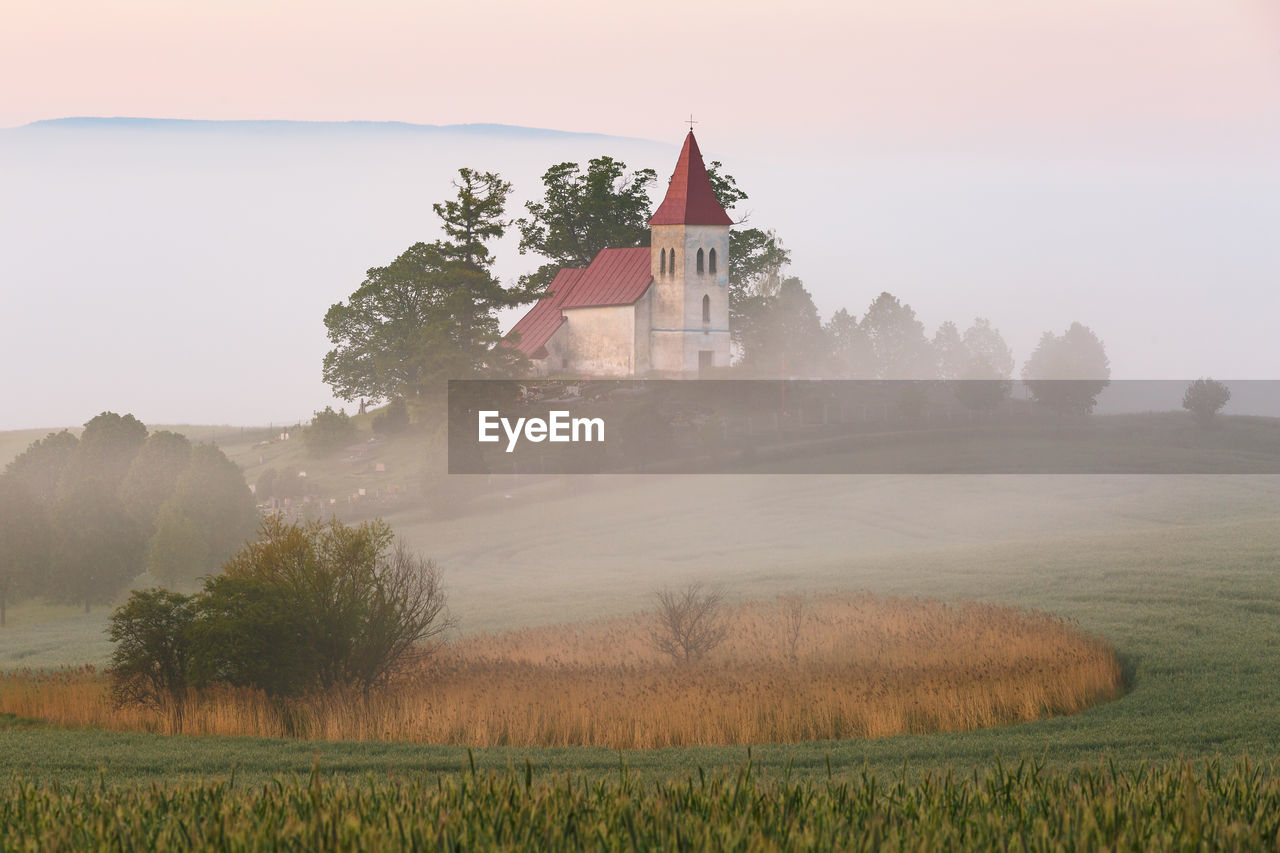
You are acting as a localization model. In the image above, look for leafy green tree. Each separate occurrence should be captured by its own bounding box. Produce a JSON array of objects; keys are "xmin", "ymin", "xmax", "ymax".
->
[
  {"xmin": 860, "ymin": 292, "xmax": 935, "ymax": 379},
  {"xmin": 1183, "ymin": 378, "xmax": 1231, "ymax": 427},
  {"xmin": 166, "ymin": 444, "xmax": 258, "ymax": 574},
  {"xmin": 188, "ymin": 572, "xmax": 316, "ymax": 698},
  {"xmin": 49, "ymin": 478, "xmax": 145, "ymax": 613},
  {"xmin": 954, "ymin": 318, "xmax": 1015, "ymax": 412},
  {"xmin": 372, "ymin": 398, "xmax": 410, "ymax": 435},
  {"xmin": 3, "ymin": 430, "xmax": 79, "ymax": 506},
  {"xmin": 324, "ymin": 169, "xmax": 529, "ymax": 404},
  {"xmin": 962, "ymin": 318, "xmax": 1015, "ymax": 379},
  {"xmin": 146, "ymin": 502, "xmax": 210, "ymax": 589},
  {"xmin": 70, "ymin": 412, "xmax": 148, "ymax": 490},
  {"xmin": 932, "ymin": 321, "xmax": 968, "ymax": 380},
  {"xmin": 189, "ymin": 517, "xmax": 451, "ymax": 696},
  {"xmin": 0, "ymin": 478, "xmax": 49, "ymax": 626},
  {"xmin": 1021, "ymin": 322, "xmax": 1111, "ymax": 415},
  {"xmin": 736, "ymin": 277, "xmax": 828, "ymax": 377},
  {"xmin": 825, "ymin": 309, "xmax": 874, "ymax": 378},
  {"xmin": 304, "ymin": 406, "xmax": 357, "ymax": 457},
  {"xmin": 704, "ymin": 162, "xmax": 792, "ymax": 350},
  {"xmin": 119, "ymin": 430, "xmax": 193, "ymax": 531},
  {"xmin": 517, "ymin": 156, "xmax": 657, "ymax": 292},
  {"xmin": 107, "ymin": 589, "xmax": 197, "ymax": 732}
]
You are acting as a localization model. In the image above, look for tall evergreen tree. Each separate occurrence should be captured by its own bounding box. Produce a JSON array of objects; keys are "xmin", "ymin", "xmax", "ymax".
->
[{"xmin": 324, "ymin": 168, "xmax": 529, "ymax": 403}]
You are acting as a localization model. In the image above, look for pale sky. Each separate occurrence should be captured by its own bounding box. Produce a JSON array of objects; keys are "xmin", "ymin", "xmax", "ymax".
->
[
  {"xmin": 4, "ymin": 0, "xmax": 1278, "ymax": 141},
  {"xmin": 2, "ymin": 0, "xmax": 1278, "ymax": 430}
]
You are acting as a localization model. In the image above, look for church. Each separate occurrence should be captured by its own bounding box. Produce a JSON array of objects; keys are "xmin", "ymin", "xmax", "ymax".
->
[{"xmin": 506, "ymin": 131, "xmax": 732, "ymax": 377}]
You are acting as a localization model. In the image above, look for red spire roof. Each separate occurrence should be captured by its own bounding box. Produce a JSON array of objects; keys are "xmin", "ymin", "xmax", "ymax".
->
[{"xmin": 648, "ymin": 131, "xmax": 734, "ymax": 227}]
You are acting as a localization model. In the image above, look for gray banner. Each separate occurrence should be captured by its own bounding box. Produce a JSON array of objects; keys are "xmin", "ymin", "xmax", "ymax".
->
[{"xmin": 448, "ymin": 380, "xmax": 1280, "ymax": 474}]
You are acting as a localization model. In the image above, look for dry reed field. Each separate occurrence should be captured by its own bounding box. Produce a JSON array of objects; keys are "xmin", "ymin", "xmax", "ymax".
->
[{"xmin": 0, "ymin": 594, "xmax": 1123, "ymax": 748}]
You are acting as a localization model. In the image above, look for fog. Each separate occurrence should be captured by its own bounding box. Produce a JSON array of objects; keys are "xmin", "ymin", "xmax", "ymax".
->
[{"xmin": 1, "ymin": 117, "xmax": 1277, "ymax": 431}]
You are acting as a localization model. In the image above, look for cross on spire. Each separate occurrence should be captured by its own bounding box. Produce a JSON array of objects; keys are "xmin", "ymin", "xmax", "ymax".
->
[{"xmin": 686, "ymin": 114, "xmax": 698, "ymax": 133}]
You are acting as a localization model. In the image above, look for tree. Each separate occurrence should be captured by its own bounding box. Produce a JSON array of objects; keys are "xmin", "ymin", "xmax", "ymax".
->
[
  {"xmin": 735, "ymin": 277, "xmax": 828, "ymax": 377},
  {"xmin": 254, "ymin": 467, "xmax": 280, "ymax": 502},
  {"xmin": 3, "ymin": 430, "xmax": 79, "ymax": 506},
  {"xmin": 107, "ymin": 589, "xmax": 197, "ymax": 732},
  {"xmin": 825, "ymin": 308, "xmax": 873, "ymax": 378},
  {"xmin": 146, "ymin": 502, "xmax": 210, "ymax": 589},
  {"xmin": 324, "ymin": 169, "xmax": 529, "ymax": 404},
  {"xmin": 962, "ymin": 318, "xmax": 1015, "ymax": 379},
  {"xmin": 704, "ymin": 162, "xmax": 792, "ymax": 351},
  {"xmin": 189, "ymin": 517, "xmax": 452, "ymax": 696},
  {"xmin": 1183, "ymin": 378, "xmax": 1231, "ymax": 427},
  {"xmin": 166, "ymin": 444, "xmax": 258, "ymax": 574},
  {"xmin": 70, "ymin": 412, "xmax": 148, "ymax": 489},
  {"xmin": 432, "ymin": 168, "xmax": 511, "ymax": 270},
  {"xmin": 860, "ymin": 292, "xmax": 935, "ymax": 379},
  {"xmin": 49, "ymin": 478, "xmax": 145, "ymax": 613},
  {"xmin": 649, "ymin": 582, "xmax": 729, "ymax": 665},
  {"xmin": 304, "ymin": 406, "xmax": 357, "ymax": 457},
  {"xmin": 932, "ymin": 321, "xmax": 968, "ymax": 380},
  {"xmin": 1021, "ymin": 322, "xmax": 1111, "ymax": 415},
  {"xmin": 0, "ymin": 478, "xmax": 49, "ymax": 626},
  {"xmin": 119, "ymin": 430, "xmax": 193, "ymax": 532},
  {"xmin": 372, "ymin": 398, "xmax": 410, "ymax": 435},
  {"xmin": 955, "ymin": 318, "xmax": 1015, "ymax": 412},
  {"xmin": 517, "ymin": 156, "xmax": 657, "ymax": 292}
]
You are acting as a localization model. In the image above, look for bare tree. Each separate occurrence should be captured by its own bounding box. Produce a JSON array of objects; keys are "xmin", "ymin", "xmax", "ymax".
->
[
  {"xmin": 353, "ymin": 540, "xmax": 454, "ymax": 690},
  {"xmin": 778, "ymin": 593, "xmax": 805, "ymax": 661},
  {"xmin": 649, "ymin": 582, "xmax": 728, "ymax": 665}
]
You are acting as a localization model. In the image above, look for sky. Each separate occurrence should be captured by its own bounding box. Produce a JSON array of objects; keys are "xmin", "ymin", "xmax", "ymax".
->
[
  {"xmin": 1, "ymin": 0, "xmax": 1278, "ymax": 430},
  {"xmin": 5, "ymin": 0, "xmax": 1279, "ymax": 142}
]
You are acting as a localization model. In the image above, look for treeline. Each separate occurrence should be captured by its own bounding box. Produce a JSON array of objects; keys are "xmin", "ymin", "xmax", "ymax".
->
[
  {"xmin": 0, "ymin": 413, "xmax": 258, "ymax": 623},
  {"xmin": 320, "ymin": 153, "xmax": 1113, "ymax": 419}
]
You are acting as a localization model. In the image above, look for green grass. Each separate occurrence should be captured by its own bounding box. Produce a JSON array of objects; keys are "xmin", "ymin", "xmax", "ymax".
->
[
  {"xmin": 4, "ymin": 759, "xmax": 1280, "ymax": 851},
  {"xmin": 2, "ymin": 478, "xmax": 1278, "ymax": 786}
]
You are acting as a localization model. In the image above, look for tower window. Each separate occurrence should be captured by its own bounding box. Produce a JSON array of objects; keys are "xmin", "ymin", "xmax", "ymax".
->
[
  {"xmin": 702, "ymin": 294, "xmax": 711, "ymax": 323},
  {"xmin": 669, "ymin": 249, "xmax": 676, "ymax": 274},
  {"xmin": 660, "ymin": 248, "xmax": 666, "ymax": 275},
  {"xmin": 696, "ymin": 248, "xmax": 705, "ymax": 274},
  {"xmin": 708, "ymin": 248, "xmax": 717, "ymax": 274}
]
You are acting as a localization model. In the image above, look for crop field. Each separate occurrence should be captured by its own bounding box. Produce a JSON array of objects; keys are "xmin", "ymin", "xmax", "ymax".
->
[
  {"xmin": 3, "ymin": 759, "xmax": 1280, "ymax": 850},
  {"xmin": 0, "ymin": 595, "xmax": 1121, "ymax": 748},
  {"xmin": 1, "ymin": 454, "xmax": 1278, "ymax": 847}
]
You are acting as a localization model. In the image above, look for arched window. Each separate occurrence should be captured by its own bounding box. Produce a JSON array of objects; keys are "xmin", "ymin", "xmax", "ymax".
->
[
  {"xmin": 702, "ymin": 294, "xmax": 711, "ymax": 323},
  {"xmin": 669, "ymin": 249, "xmax": 676, "ymax": 274},
  {"xmin": 708, "ymin": 248, "xmax": 717, "ymax": 274},
  {"xmin": 696, "ymin": 248, "xmax": 705, "ymax": 274},
  {"xmin": 660, "ymin": 248, "xmax": 666, "ymax": 275}
]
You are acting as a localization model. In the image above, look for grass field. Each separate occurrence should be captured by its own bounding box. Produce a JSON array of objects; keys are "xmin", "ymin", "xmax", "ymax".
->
[
  {"xmin": 1, "ymin": 474, "xmax": 1277, "ymax": 789},
  {"xmin": 3, "ymin": 420, "xmax": 1279, "ymax": 846}
]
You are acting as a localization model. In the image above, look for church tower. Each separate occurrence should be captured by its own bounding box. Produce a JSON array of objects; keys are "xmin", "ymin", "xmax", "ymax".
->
[{"xmin": 648, "ymin": 131, "xmax": 732, "ymax": 376}]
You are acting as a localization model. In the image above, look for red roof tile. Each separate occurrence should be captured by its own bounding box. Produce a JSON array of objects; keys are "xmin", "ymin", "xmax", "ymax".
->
[
  {"xmin": 649, "ymin": 131, "xmax": 734, "ymax": 227},
  {"xmin": 559, "ymin": 247, "xmax": 653, "ymax": 308},
  {"xmin": 505, "ymin": 267, "xmax": 585, "ymax": 358}
]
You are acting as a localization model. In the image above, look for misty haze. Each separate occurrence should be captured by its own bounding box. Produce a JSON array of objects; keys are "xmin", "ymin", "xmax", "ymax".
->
[{"xmin": 3, "ymin": 1, "xmax": 1280, "ymax": 845}]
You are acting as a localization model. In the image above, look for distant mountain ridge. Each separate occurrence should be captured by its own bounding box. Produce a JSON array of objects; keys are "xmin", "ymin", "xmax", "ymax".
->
[{"xmin": 7, "ymin": 116, "xmax": 654, "ymax": 144}]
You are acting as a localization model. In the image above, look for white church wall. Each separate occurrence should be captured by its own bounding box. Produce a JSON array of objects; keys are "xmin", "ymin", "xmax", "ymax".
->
[{"xmin": 558, "ymin": 304, "xmax": 637, "ymax": 377}]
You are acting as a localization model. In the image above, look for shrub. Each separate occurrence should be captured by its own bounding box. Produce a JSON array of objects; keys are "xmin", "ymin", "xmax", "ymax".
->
[
  {"xmin": 305, "ymin": 406, "xmax": 357, "ymax": 457},
  {"xmin": 107, "ymin": 589, "xmax": 197, "ymax": 732},
  {"xmin": 1183, "ymin": 378, "xmax": 1231, "ymax": 428},
  {"xmin": 190, "ymin": 516, "xmax": 451, "ymax": 696},
  {"xmin": 649, "ymin": 582, "xmax": 728, "ymax": 665},
  {"xmin": 372, "ymin": 399, "xmax": 410, "ymax": 435}
]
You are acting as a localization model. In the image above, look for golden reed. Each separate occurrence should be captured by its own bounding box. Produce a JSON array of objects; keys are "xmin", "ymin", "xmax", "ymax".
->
[{"xmin": 0, "ymin": 594, "xmax": 1123, "ymax": 748}]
